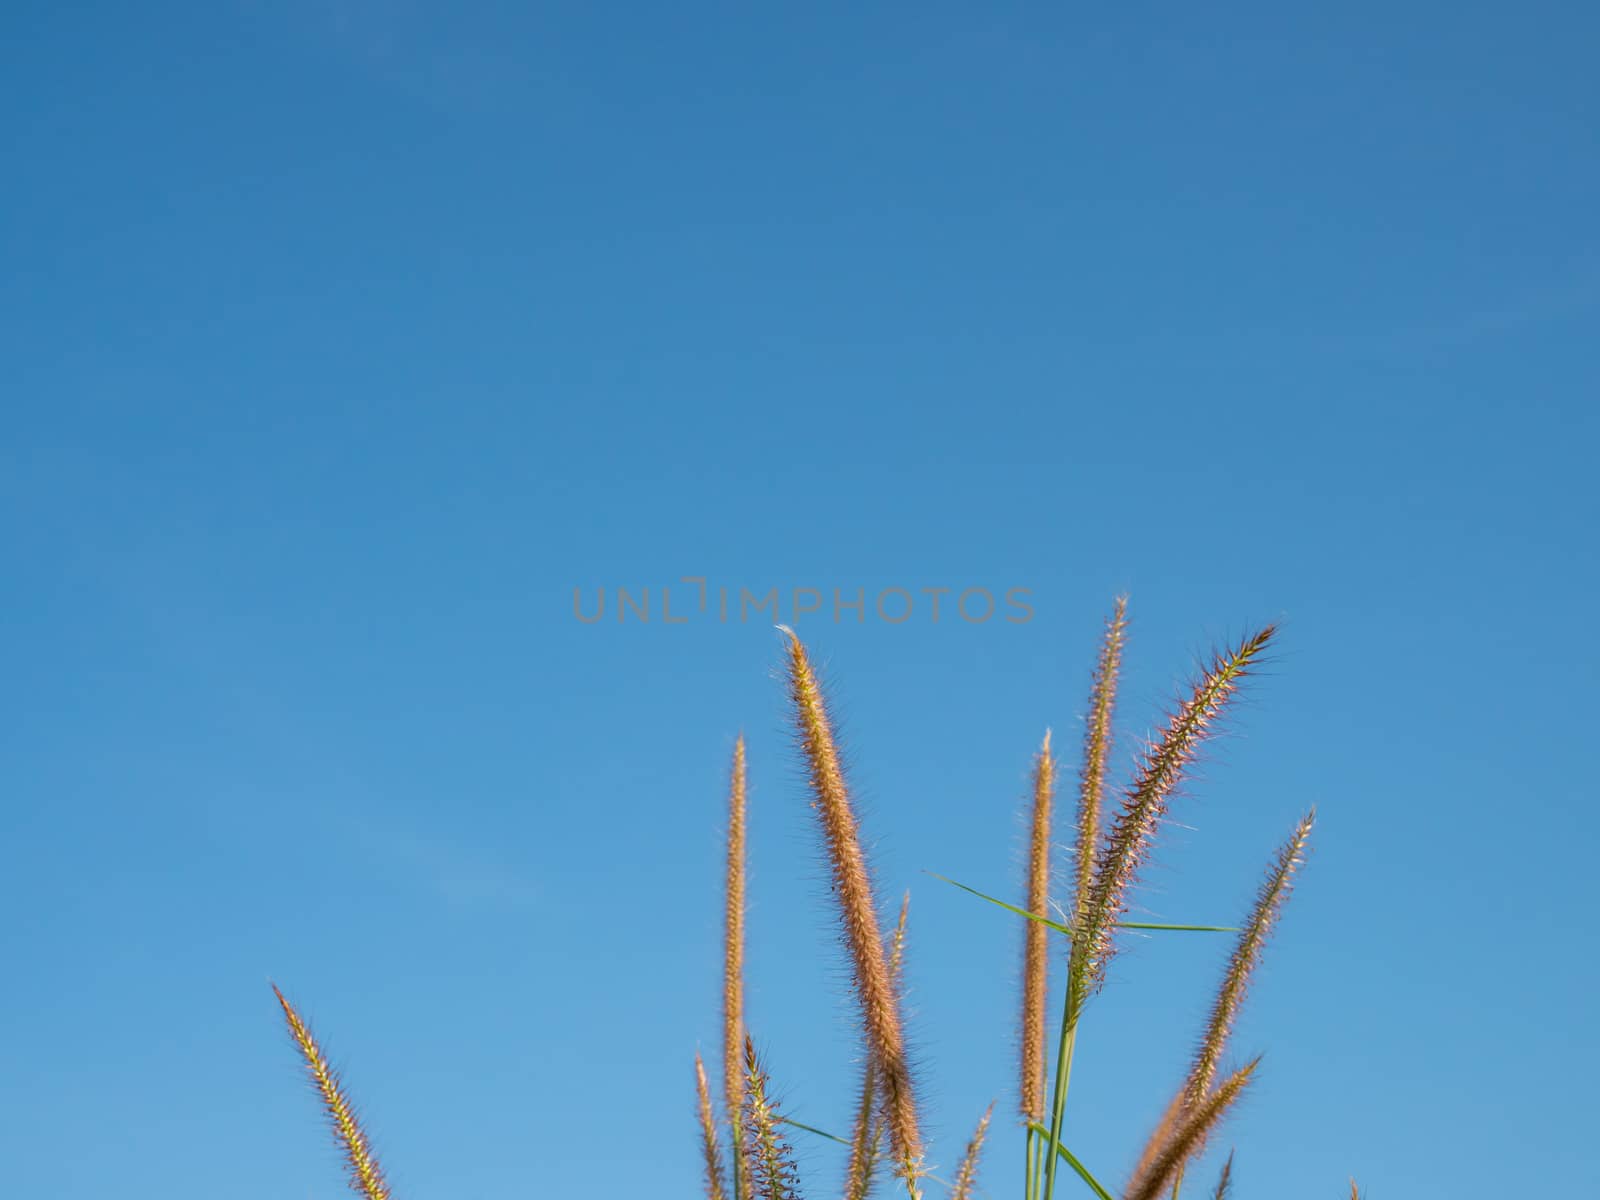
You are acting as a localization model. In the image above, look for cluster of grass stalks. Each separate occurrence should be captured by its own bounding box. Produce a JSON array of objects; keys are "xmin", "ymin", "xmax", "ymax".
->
[{"xmin": 270, "ymin": 601, "xmax": 1359, "ymax": 1199}]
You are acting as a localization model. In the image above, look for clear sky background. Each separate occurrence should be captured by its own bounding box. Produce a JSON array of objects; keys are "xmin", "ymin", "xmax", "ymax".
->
[{"xmin": 3, "ymin": 4, "xmax": 1597, "ymax": 1198}]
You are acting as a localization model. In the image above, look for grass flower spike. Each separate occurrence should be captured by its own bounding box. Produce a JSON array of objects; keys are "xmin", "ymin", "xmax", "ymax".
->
[
  {"xmin": 742, "ymin": 1037, "xmax": 802, "ymax": 1200},
  {"xmin": 780, "ymin": 626, "xmax": 923, "ymax": 1191},
  {"xmin": 950, "ymin": 1104, "xmax": 994, "ymax": 1200},
  {"xmin": 272, "ymin": 984, "xmax": 390, "ymax": 1200},
  {"xmin": 1020, "ymin": 729, "xmax": 1056, "ymax": 1124},
  {"xmin": 1069, "ymin": 625, "xmax": 1277, "ymax": 1018},
  {"xmin": 1073, "ymin": 596, "xmax": 1127, "ymax": 931},
  {"xmin": 1124, "ymin": 1059, "xmax": 1257, "ymax": 1200},
  {"xmin": 1186, "ymin": 809, "xmax": 1315, "ymax": 1104},
  {"xmin": 698, "ymin": 1052, "xmax": 731, "ymax": 1200},
  {"xmin": 725, "ymin": 735, "xmax": 750, "ymax": 1200}
]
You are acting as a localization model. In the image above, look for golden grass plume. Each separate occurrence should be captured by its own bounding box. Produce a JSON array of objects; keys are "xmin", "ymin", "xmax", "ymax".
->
[
  {"xmin": 1019, "ymin": 730, "xmax": 1056, "ymax": 1123},
  {"xmin": 697, "ymin": 1051, "xmax": 731, "ymax": 1200},
  {"xmin": 271, "ymin": 984, "xmax": 391, "ymax": 1200},
  {"xmin": 780, "ymin": 626, "xmax": 923, "ymax": 1189}
]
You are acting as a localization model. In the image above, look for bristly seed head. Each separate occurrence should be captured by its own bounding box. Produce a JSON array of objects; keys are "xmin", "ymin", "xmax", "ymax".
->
[
  {"xmin": 724, "ymin": 735, "xmax": 749, "ymax": 1200},
  {"xmin": 697, "ymin": 1051, "xmax": 731, "ymax": 1200},
  {"xmin": 272, "ymin": 984, "xmax": 391, "ymax": 1200},
  {"xmin": 1186, "ymin": 809, "xmax": 1314, "ymax": 1106},
  {"xmin": 779, "ymin": 626, "xmax": 924, "ymax": 1190},
  {"xmin": 1019, "ymin": 730, "xmax": 1056, "ymax": 1122},
  {"xmin": 1068, "ymin": 625, "xmax": 1276, "ymax": 1021}
]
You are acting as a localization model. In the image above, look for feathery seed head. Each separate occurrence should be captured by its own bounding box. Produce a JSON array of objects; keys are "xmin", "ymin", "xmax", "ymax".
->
[
  {"xmin": 779, "ymin": 627, "xmax": 922, "ymax": 1185},
  {"xmin": 949, "ymin": 1104, "xmax": 994, "ymax": 1200},
  {"xmin": 1074, "ymin": 597, "xmax": 1127, "ymax": 930},
  {"xmin": 1019, "ymin": 730, "xmax": 1056, "ymax": 1121},
  {"xmin": 1212, "ymin": 1151, "xmax": 1235, "ymax": 1200},
  {"xmin": 724, "ymin": 735, "xmax": 749, "ymax": 1199},
  {"xmin": 1068, "ymin": 625, "xmax": 1276, "ymax": 1017},
  {"xmin": 742, "ymin": 1036, "xmax": 802, "ymax": 1200},
  {"xmin": 1126, "ymin": 1059, "xmax": 1258, "ymax": 1200},
  {"xmin": 1187, "ymin": 808, "xmax": 1314, "ymax": 1104},
  {"xmin": 272, "ymin": 984, "xmax": 391, "ymax": 1200},
  {"xmin": 696, "ymin": 1052, "xmax": 730, "ymax": 1200}
]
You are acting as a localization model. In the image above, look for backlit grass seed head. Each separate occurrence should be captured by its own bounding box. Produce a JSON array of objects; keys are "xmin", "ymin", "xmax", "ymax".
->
[
  {"xmin": 949, "ymin": 1103, "xmax": 994, "ymax": 1200},
  {"xmin": 697, "ymin": 1052, "xmax": 730, "ymax": 1200},
  {"xmin": 742, "ymin": 1036, "xmax": 802, "ymax": 1200},
  {"xmin": 1019, "ymin": 730, "xmax": 1055, "ymax": 1122},
  {"xmin": 1069, "ymin": 626, "xmax": 1276, "ymax": 1016},
  {"xmin": 725, "ymin": 735, "xmax": 749, "ymax": 1200},
  {"xmin": 845, "ymin": 893, "xmax": 910, "ymax": 1200},
  {"xmin": 1074, "ymin": 596, "xmax": 1127, "ymax": 930},
  {"xmin": 272, "ymin": 984, "xmax": 391, "ymax": 1200},
  {"xmin": 1212, "ymin": 1150, "xmax": 1235, "ymax": 1200},
  {"xmin": 779, "ymin": 626, "xmax": 923, "ymax": 1185},
  {"xmin": 1125, "ymin": 1059, "xmax": 1258, "ymax": 1200},
  {"xmin": 1186, "ymin": 809, "xmax": 1314, "ymax": 1105}
]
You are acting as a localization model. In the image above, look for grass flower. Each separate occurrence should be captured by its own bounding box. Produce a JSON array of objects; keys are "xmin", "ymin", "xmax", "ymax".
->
[
  {"xmin": 780, "ymin": 625, "xmax": 923, "ymax": 1191},
  {"xmin": 272, "ymin": 984, "xmax": 390, "ymax": 1200},
  {"xmin": 1124, "ymin": 1060, "xmax": 1257, "ymax": 1200},
  {"xmin": 697, "ymin": 1051, "xmax": 731, "ymax": 1200},
  {"xmin": 742, "ymin": 1036, "xmax": 802, "ymax": 1200},
  {"xmin": 725, "ymin": 735, "xmax": 750, "ymax": 1200},
  {"xmin": 949, "ymin": 1103, "xmax": 994, "ymax": 1200},
  {"xmin": 1073, "ymin": 596, "xmax": 1127, "ymax": 931},
  {"xmin": 1020, "ymin": 730, "xmax": 1057, "ymax": 1125}
]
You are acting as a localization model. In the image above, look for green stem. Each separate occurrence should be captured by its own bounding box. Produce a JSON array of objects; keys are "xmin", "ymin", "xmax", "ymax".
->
[{"xmin": 1041, "ymin": 1000, "xmax": 1079, "ymax": 1200}]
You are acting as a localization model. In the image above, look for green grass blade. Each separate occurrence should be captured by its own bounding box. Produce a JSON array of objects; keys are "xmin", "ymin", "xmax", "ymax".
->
[
  {"xmin": 1027, "ymin": 1123, "xmax": 1114, "ymax": 1200},
  {"xmin": 778, "ymin": 1116, "xmax": 852, "ymax": 1147},
  {"xmin": 929, "ymin": 874, "xmax": 1235, "ymax": 935},
  {"xmin": 928, "ymin": 872, "xmax": 1075, "ymax": 934}
]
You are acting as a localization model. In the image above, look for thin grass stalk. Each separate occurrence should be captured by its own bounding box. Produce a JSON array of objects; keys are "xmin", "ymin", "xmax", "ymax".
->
[
  {"xmin": 948, "ymin": 1104, "xmax": 994, "ymax": 1200},
  {"xmin": 1124, "ymin": 1061, "xmax": 1258, "ymax": 1200},
  {"xmin": 742, "ymin": 1036, "xmax": 802, "ymax": 1200},
  {"xmin": 697, "ymin": 1052, "xmax": 731, "ymax": 1200},
  {"xmin": 725, "ymin": 735, "xmax": 750, "ymax": 1200},
  {"xmin": 780, "ymin": 627, "xmax": 923, "ymax": 1194},
  {"xmin": 1185, "ymin": 810, "xmax": 1314, "ymax": 1105},
  {"xmin": 1020, "ymin": 730, "xmax": 1056, "ymax": 1126},
  {"xmin": 1073, "ymin": 597, "xmax": 1127, "ymax": 929},
  {"xmin": 271, "ymin": 984, "xmax": 391, "ymax": 1200}
]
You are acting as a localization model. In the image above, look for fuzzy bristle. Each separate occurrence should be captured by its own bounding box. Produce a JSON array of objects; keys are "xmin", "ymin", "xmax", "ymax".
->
[
  {"xmin": 949, "ymin": 1103, "xmax": 994, "ymax": 1200},
  {"xmin": 1074, "ymin": 597, "xmax": 1127, "ymax": 929},
  {"xmin": 725, "ymin": 735, "xmax": 749, "ymax": 1200},
  {"xmin": 697, "ymin": 1052, "xmax": 731, "ymax": 1200},
  {"xmin": 780, "ymin": 627, "xmax": 923, "ymax": 1191},
  {"xmin": 272, "ymin": 984, "xmax": 391, "ymax": 1200},
  {"xmin": 1068, "ymin": 626, "xmax": 1276, "ymax": 1019},
  {"xmin": 1019, "ymin": 730, "xmax": 1056, "ymax": 1122},
  {"xmin": 1212, "ymin": 1150, "xmax": 1235, "ymax": 1200},
  {"xmin": 1125, "ymin": 1059, "xmax": 1257, "ymax": 1200},
  {"xmin": 1186, "ymin": 809, "xmax": 1314, "ymax": 1105},
  {"xmin": 742, "ymin": 1036, "xmax": 802, "ymax": 1200}
]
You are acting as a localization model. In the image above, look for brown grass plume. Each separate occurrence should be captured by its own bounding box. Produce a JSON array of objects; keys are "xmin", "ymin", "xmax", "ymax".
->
[
  {"xmin": 1019, "ymin": 730, "xmax": 1056, "ymax": 1123},
  {"xmin": 697, "ymin": 1051, "xmax": 730, "ymax": 1200},
  {"xmin": 949, "ymin": 1103, "xmax": 994, "ymax": 1200},
  {"xmin": 780, "ymin": 626, "xmax": 923, "ymax": 1189},
  {"xmin": 725, "ymin": 735, "xmax": 749, "ymax": 1200},
  {"xmin": 1068, "ymin": 626, "xmax": 1276, "ymax": 1019},
  {"xmin": 1073, "ymin": 596, "xmax": 1127, "ymax": 929}
]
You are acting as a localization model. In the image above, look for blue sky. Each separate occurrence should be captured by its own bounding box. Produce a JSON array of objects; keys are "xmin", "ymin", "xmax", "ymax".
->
[{"xmin": 3, "ymin": 3, "xmax": 1597, "ymax": 1197}]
